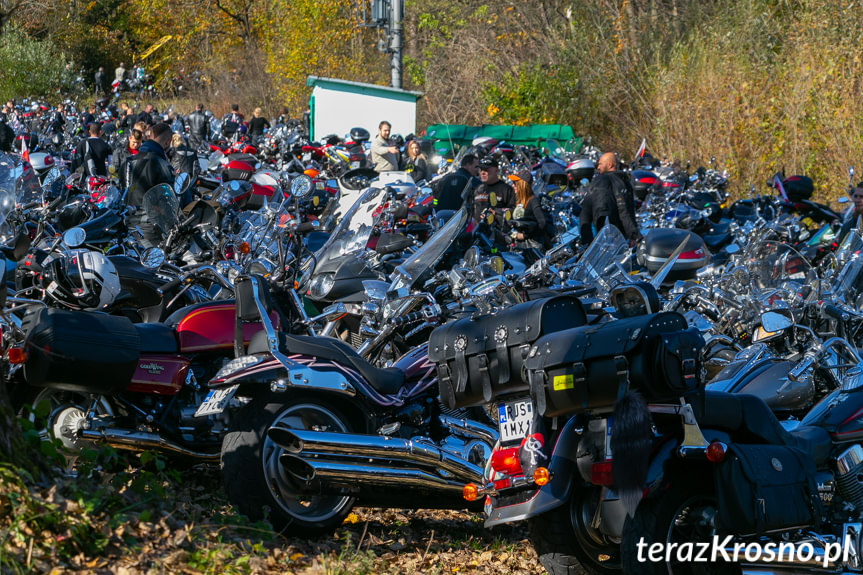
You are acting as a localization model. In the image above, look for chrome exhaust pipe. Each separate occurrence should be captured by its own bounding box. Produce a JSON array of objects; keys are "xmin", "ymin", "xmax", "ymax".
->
[
  {"xmin": 78, "ymin": 428, "xmax": 220, "ymax": 462},
  {"xmin": 268, "ymin": 427, "xmax": 485, "ymax": 484},
  {"xmin": 280, "ymin": 453, "xmax": 467, "ymax": 494},
  {"xmin": 438, "ymin": 414, "xmax": 498, "ymax": 445},
  {"xmin": 725, "ymin": 523, "xmax": 860, "ymax": 572}
]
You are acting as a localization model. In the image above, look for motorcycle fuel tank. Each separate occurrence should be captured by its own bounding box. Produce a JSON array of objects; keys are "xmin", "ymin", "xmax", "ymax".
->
[
  {"xmin": 172, "ymin": 302, "xmax": 280, "ymax": 353},
  {"xmin": 801, "ymin": 387, "xmax": 863, "ymax": 442}
]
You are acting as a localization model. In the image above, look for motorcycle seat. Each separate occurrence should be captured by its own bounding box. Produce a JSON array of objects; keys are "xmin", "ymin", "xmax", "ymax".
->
[
  {"xmin": 789, "ymin": 425, "xmax": 832, "ymax": 467},
  {"xmin": 134, "ymin": 322, "xmax": 179, "ymax": 353},
  {"xmin": 279, "ymin": 333, "xmax": 406, "ymax": 395},
  {"xmin": 696, "ymin": 392, "xmax": 794, "ymax": 447}
]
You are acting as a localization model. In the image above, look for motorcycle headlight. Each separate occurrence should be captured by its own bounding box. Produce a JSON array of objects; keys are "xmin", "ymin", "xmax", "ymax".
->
[{"xmin": 309, "ymin": 273, "xmax": 335, "ymax": 299}]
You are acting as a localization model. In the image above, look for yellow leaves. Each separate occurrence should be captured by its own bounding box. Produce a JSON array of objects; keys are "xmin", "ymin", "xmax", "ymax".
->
[{"xmin": 487, "ymin": 103, "xmax": 500, "ymax": 118}]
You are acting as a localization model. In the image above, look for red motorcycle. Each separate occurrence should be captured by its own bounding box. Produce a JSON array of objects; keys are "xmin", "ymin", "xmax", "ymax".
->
[{"xmin": 9, "ymin": 265, "xmax": 274, "ymax": 460}]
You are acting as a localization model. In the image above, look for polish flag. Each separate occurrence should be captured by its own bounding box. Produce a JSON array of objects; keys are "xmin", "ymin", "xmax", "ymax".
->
[{"xmin": 20, "ymin": 135, "xmax": 29, "ymax": 163}]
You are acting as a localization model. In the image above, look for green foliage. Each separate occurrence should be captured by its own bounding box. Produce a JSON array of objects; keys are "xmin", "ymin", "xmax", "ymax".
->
[{"xmin": 0, "ymin": 25, "xmax": 73, "ymax": 102}]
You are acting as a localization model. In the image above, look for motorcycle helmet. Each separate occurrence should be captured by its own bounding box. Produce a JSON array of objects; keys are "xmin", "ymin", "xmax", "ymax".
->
[
  {"xmin": 391, "ymin": 133, "xmax": 404, "ymax": 148},
  {"xmin": 51, "ymin": 133, "xmax": 64, "ymax": 148},
  {"xmin": 349, "ymin": 127, "xmax": 370, "ymax": 143},
  {"xmin": 566, "ymin": 157, "xmax": 596, "ymax": 187},
  {"xmin": 42, "ymin": 249, "xmax": 121, "ymax": 311}
]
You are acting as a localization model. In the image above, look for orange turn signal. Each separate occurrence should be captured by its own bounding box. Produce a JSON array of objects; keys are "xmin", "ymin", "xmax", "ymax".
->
[
  {"xmin": 239, "ymin": 242, "xmax": 251, "ymax": 255},
  {"xmin": 462, "ymin": 483, "xmax": 479, "ymax": 502},
  {"xmin": 533, "ymin": 467, "xmax": 550, "ymax": 486}
]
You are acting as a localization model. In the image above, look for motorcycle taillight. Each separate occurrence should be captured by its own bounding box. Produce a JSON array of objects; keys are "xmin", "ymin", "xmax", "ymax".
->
[
  {"xmin": 490, "ymin": 446, "xmax": 522, "ymax": 476},
  {"xmin": 590, "ymin": 460, "xmax": 614, "ymax": 486}
]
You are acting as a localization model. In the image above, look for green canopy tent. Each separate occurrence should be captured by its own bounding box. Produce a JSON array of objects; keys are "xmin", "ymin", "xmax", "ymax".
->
[{"xmin": 422, "ymin": 124, "xmax": 581, "ymax": 151}]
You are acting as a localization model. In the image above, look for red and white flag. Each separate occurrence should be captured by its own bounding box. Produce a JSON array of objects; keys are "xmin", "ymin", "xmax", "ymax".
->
[{"xmin": 20, "ymin": 135, "xmax": 29, "ymax": 163}]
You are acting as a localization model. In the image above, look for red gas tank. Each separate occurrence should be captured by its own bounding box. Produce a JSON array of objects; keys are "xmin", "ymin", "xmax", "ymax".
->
[{"xmin": 170, "ymin": 302, "xmax": 281, "ymax": 354}]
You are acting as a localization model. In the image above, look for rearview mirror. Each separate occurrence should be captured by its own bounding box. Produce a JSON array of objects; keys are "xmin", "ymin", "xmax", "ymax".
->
[
  {"xmin": 761, "ymin": 311, "xmax": 793, "ymax": 333},
  {"xmin": 62, "ymin": 227, "xmax": 86, "ymax": 248}
]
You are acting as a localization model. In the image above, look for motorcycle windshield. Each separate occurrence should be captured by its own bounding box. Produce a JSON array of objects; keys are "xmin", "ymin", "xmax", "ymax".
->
[
  {"xmin": 313, "ymin": 185, "xmax": 387, "ymax": 270},
  {"xmin": 568, "ymin": 224, "xmax": 631, "ymax": 294},
  {"xmin": 834, "ymin": 227, "xmax": 863, "ymax": 269},
  {"xmin": 0, "ymin": 154, "xmax": 17, "ymax": 228},
  {"xmin": 14, "ymin": 162, "xmax": 43, "ymax": 207},
  {"xmin": 545, "ymin": 138, "xmax": 566, "ymax": 160},
  {"xmin": 390, "ymin": 207, "xmax": 469, "ymax": 291},
  {"xmin": 830, "ymin": 230, "xmax": 863, "ymax": 304},
  {"xmin": 206, "ymin": 150, "xmax": 225, "ymax": 172},
  {"xmin": 142, "ymin": 184, "xmax": 179, "ymax": 234},
  {"xmin": 745, "ymin": 241, "xmax": 813, "ymax": 292}
]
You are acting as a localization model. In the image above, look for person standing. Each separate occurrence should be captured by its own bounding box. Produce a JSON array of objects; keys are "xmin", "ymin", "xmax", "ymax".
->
[
  {"xmin": 579, "ymin": 152, "xmax": 641, "ymax": 246},
  {"xmin": 402, "ymin": 139, "xmax": 429, "ymax": 183},
  {"xmin": 125, "ymin": 123, "xmax": 176, "ymax": 247},
  {"xmin": 111, "ymin": 127, "xmax": 143, "ymax": 188},
  {"xmin": 185, "ymin": 103, "xmax": 209, "ymax": 149},
  {"xmin": 71, "ymin": 122, "xmax": 111, "ymax": 177},
  {"xmin": 247, "ymin": 107, "xmax": 270, "ymax": 142},
  {"xmin": 94, "ymin": 67, "xmax": 106, "ymax": 95},
  {"xmin": 115, "ymin": 62, "xmax": 126, "ymax": 86},
  {"xmin": 432, "ymin": 153, "xmax": 479, "ymax": 211},
  {"xmin": 467, "ymin": 155, "xmax": 515, "ymax": 224},
  {"xmin": 370, "ymin": 120, "xmax": 399, "ymax": 173}
]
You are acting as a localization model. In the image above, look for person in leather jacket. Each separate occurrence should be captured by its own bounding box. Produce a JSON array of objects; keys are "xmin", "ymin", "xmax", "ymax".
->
[
  {"xmin": 433, "ymin": 154, "xmax": 479, "ymax": 211},
  {"xmin": 467, "ymin": 155, "xmax": 515, "ymax": 223},
  {"xmin": 579, "ymin": 152, "xmax": 642, "ymax": 246},
  {"xmin": 111, "ymin": 127, "xmax": 143, "ymax": 187},
  {"xmin": 185, "ymin": 103, "xmax": 209, "ymax": 149},
  {"xmin": 125, "ymin": 123, "xmax": 175, "ymax": 247}
]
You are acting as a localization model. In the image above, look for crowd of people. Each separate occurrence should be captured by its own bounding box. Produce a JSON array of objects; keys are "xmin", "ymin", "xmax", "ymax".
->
[{"xmin": 0, "ymin": 94, "xmax": 645, "ymax": 256}]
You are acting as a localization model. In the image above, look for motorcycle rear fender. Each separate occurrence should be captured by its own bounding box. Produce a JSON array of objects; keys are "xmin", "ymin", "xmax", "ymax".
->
[
  {"xmin": 485, "ymin": 416, "xmax": 581, "ymax": 527},
  {"xmin": 207, "ymin": 355, "xmax": 358, "ymax": 399}
]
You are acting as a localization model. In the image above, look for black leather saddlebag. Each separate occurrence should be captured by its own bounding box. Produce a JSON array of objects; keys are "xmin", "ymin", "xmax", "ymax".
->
[
  {"xmin": 715, "ymin": 443, "xmax": 821, "ymax": 536},
  {"xmin": 429, "ymin": 295, "xmax": 587, "ymax": 409},
  {"xmin": 525, "ymin": 312, "xmax": 703, "ymax": 417},
  {"xmin": 23, "ymin": 307, "xmax": 140, "ymax": 393}
]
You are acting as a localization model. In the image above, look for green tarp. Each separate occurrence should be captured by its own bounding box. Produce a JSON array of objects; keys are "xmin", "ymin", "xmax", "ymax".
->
[{"xmin": 423, "ymin": 123, "xmax": 578, "ymax": 149}]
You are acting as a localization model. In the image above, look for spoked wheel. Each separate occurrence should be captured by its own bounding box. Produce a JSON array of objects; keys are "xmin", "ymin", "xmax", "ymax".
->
[
  {"xmin": 221, "ymin": 395, "xmax": 356, "ymax": 535},
  {"xmin": 621, "ymin": 482, "xmax": 740, "ymax": 575},
  {"xmin": 528, "ymin": 487, "xmax": 622, "ymax": 575}
]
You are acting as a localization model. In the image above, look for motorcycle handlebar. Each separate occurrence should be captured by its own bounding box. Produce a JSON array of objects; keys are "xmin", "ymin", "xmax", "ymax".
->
[{"xmin": 157, "ymin": 276, "xmax": 183, "ymax": 295}]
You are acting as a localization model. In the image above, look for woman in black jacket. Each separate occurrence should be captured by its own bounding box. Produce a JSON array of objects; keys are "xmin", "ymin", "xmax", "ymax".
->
[
  {"xmin": 402, "ymin": 139, "xmax": 429, "ymax": 183},
  {"xmin": 511, "ymin": 175, "xmax": 546, "ymax": 250}
]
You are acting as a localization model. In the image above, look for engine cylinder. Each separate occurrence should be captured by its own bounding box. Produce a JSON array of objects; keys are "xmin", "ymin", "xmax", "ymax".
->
[{"xmin": 836, "ymin": 445, "xmax": 863, "ymax": 511}]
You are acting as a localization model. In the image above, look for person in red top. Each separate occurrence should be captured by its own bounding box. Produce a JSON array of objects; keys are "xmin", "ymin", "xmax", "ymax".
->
[{"xmin": 112, "ymin": 127, "xmax": 143, "ymax": 188}]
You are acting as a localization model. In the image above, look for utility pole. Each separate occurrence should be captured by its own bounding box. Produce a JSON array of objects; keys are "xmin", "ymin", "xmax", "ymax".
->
[
  {"xmin": 367, "ymin": 0, "xmax": 403, "ymax": 89},
  {"xmin": 390, "ymin": 0, "xmax": 402, "ymax": 89}
]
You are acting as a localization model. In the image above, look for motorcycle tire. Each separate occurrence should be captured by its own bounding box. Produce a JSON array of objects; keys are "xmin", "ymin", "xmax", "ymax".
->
[
  {"xmin": 620, "ymin": 480, "xmax": 740, "ymax": 575},
  {"xmin": 221, "ymin": 394, "xmax": 356, "ymax": 535},
  {"xmin": 527, "ymin": 488, "xmax": 622, "ymax": 575}
]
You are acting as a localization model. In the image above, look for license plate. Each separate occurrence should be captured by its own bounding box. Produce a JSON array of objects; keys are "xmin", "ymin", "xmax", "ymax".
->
[
  {"xmin": 350, "ymin": 161, "xmax": 360, "ymax": 169},
  {"xmin": 497, "ymin": 399, "xmax": 533, "ymax": 444},
  {"xmin": 194, "ymin": 385, "xmax": 239, "ymax": 417}
]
